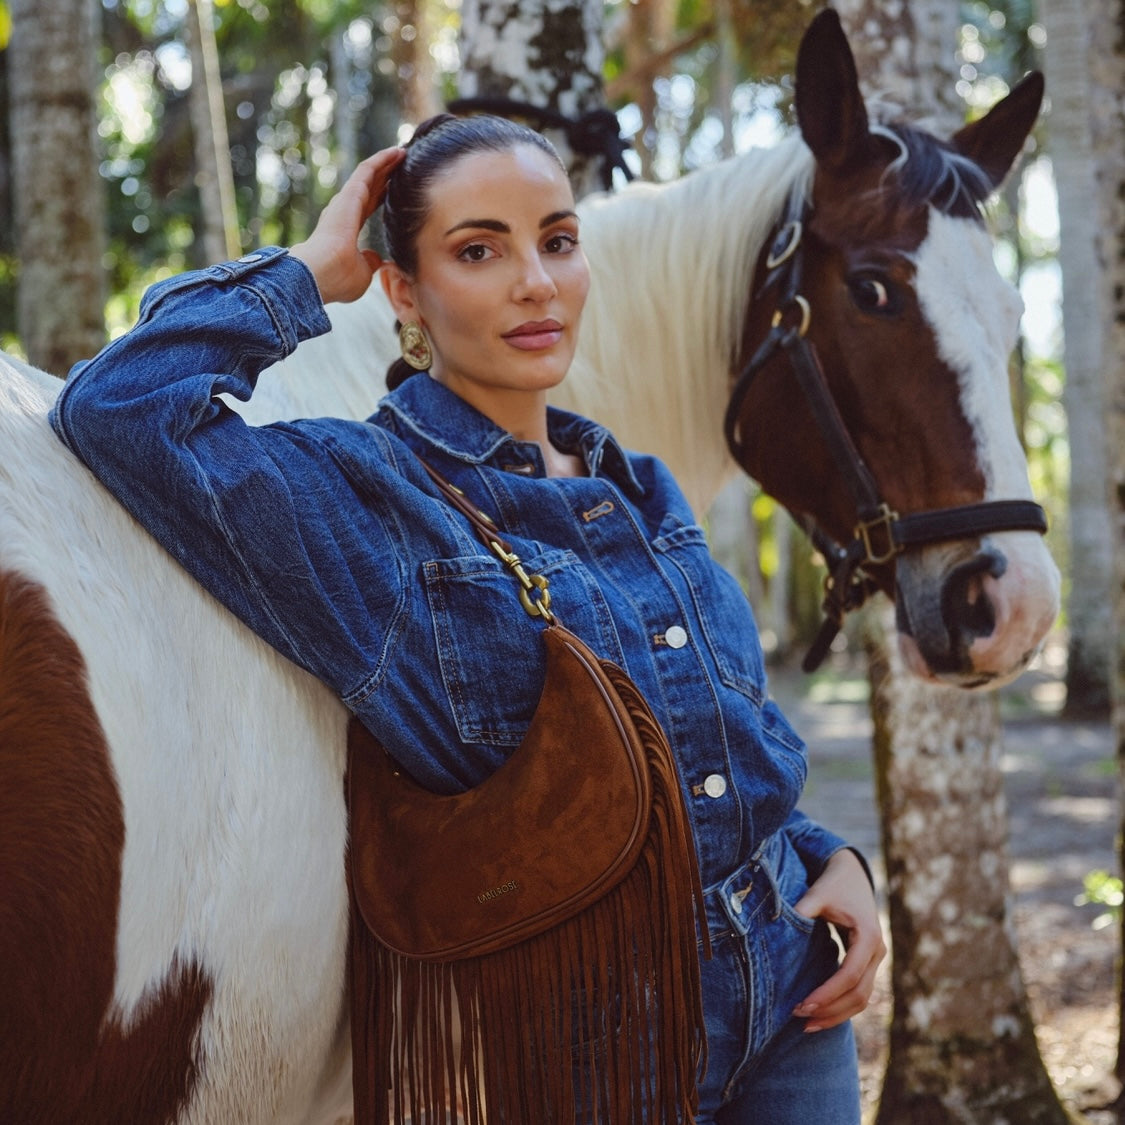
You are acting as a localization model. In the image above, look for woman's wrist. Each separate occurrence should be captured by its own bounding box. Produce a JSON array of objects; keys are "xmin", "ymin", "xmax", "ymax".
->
[{"xmin": 288, "ymin": 243, "xmax": 330, "ymax": 301}]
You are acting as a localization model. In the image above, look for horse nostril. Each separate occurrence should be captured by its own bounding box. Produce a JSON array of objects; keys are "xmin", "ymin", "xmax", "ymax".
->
[{"xmin": 941, "ymin": 548, "xmax": 1007, "ymax": 645}]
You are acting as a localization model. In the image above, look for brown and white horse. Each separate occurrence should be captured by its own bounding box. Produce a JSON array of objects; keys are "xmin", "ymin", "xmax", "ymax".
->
[{"xmin": 0, "ymin": 12, "xmax": 1058, "ymax": 1123}]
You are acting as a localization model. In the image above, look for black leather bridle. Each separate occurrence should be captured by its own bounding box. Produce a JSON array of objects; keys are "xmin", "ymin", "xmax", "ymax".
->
[{"xmin": 723, "ymin": 200, "xmax": 1049, "ymax": 672}]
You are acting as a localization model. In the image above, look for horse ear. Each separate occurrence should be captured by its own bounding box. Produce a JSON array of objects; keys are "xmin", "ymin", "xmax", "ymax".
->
[
  {"xmin": 795, "ymin": 8, "xmax": 873, "ymax": 174},
  {"xmin": 951, "ymin": 71, "xmax": 1045, "ymax": 190}
]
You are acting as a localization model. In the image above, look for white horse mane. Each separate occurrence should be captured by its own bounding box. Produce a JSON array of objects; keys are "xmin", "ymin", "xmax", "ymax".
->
[{"xmin": 556, "ymin": 134, "xmax": 814, "ymax": 511}]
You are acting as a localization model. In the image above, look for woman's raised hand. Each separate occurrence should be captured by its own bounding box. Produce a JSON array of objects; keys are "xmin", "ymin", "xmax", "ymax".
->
[{"xmin": 289, "ymin": 146, "xmax": 406, "ymax": 305}]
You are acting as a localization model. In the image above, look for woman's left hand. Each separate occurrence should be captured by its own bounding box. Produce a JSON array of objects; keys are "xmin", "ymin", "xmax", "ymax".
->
[{"xmin": 790, "ymin": 848, "xmax": 886, "ymax": 1032}]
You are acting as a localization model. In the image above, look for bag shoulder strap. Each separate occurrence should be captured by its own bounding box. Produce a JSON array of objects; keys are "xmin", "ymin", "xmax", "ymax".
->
[{"xmin": 416, "ymin": 456, "xmax": 557, "ymax": 624}]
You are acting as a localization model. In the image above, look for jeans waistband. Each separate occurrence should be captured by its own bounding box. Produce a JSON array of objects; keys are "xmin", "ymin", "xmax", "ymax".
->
[{"xmin": 702, "ymin": 831, "xmax": 786, "ymax": 938}]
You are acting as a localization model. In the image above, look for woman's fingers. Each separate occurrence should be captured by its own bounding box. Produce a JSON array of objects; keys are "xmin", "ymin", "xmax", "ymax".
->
[
  {"xmin": 794, "ymin": 924, "xmax": 885, "ymax": 1031},
  {"xmin": 289, "ymin": 146, "xmax": 406, "ymax": 304},
  {"xmin": 790, "ymin": 849, "xmax": 887, "ymax": 1032},
  {"xmin": 347, "ymin": 147, "xmax": 408, "ymax": 229}
]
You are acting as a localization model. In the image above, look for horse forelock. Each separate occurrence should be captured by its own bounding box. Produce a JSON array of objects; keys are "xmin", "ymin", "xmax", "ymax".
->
[{"xmin": 869, "ymin": 119, "xmax": 994, "ymax": 221}]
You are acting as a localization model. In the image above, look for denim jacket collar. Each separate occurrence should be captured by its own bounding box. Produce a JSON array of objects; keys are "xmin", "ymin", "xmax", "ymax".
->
[{"xmin": 374, "ymin": 373, "xmax": 646, "ymax": 499}]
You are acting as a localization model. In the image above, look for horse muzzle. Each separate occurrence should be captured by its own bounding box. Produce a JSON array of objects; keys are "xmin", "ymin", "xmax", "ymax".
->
[{"xmin": 894, "ymin": 532, "xmax": 1061, "ymax": 687}]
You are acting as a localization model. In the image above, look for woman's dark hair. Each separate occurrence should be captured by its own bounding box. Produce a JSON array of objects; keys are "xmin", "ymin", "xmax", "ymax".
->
[{"xmin": 382, "ymin": 114, "xmax": 566, "ymax": 389}]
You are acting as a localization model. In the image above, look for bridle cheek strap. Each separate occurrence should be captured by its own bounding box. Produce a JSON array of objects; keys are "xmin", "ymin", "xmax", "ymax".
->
[{"xmin": 724, "ymin": 207, "xmax": 1048, "ymax": 672}]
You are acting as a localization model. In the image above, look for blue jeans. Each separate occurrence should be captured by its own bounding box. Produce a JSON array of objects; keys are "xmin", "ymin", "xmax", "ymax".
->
[{"xmin": 694, "ymin": 832, "xmax": 862, "ymax": 1124}]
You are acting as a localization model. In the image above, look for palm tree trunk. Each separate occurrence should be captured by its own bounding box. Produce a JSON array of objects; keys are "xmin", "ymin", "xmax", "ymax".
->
[
  {"xmin": 1082, "ymin": 0, "xmax": 1125, "ymax": 1087},
  {"xmin": 8, "ymin": 0, "xmax": 106, "ymax": 373}
]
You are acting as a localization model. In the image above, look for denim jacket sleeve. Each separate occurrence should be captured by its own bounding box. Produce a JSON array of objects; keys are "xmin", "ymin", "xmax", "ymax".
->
[
  {"xmin": 783, "ymin": 809, "xmax": 874, "ymax": 888},
  {"xmin": 49, "ymin": 249, "xmax": 404, "ymax": 695}
]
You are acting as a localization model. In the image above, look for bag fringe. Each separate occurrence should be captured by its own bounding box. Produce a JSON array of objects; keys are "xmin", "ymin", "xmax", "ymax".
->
[{"xmin": 349, "ymin": 658, "xmax": 707, "ymax": 1124}]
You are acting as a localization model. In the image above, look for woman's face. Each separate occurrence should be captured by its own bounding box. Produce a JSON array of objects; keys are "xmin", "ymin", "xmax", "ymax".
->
[{"xmin": 383, "ymin": 143, "xmax": 590, "ymax": 421}]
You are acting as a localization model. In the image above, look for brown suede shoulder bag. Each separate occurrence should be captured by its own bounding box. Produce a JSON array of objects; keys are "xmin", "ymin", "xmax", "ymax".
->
[{"xmin": 346, "ymin": 459, "xmax": 708, "ymax": 1124}]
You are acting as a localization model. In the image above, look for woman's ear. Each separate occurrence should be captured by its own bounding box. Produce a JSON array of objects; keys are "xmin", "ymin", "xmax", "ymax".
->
[{"xmin": 380, "ymin": 264, "xmax": 419, "ymax": 324}]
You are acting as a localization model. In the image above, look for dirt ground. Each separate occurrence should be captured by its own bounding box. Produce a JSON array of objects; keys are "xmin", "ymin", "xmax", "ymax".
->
[{"xmin": 770, "ymin": 634, "xmax": 1119, "ymax": 1123}]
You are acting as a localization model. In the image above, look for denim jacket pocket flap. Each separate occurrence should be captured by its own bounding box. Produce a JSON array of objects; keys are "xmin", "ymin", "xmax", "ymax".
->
[{"xmin": 423, "ymin": 547, "xmax": 619, "ymax": 746}]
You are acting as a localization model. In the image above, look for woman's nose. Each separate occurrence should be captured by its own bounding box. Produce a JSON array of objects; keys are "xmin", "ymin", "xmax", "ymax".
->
[{"xmin": 513, "ymin": 254, "xmax": 556, "ymax": 301}]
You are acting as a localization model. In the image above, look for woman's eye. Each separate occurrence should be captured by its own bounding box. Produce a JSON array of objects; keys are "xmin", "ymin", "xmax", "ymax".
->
[
  {"xmin": 848, "ymin": 275, "xmax": 897, "ymax": 315},
  {"xmin": 544, "ymin": 233, "xmax": 578, "ymax": 253},
  {"xmin": 457, "ymin": 243, "xmax": 494, "ymax": 263}
]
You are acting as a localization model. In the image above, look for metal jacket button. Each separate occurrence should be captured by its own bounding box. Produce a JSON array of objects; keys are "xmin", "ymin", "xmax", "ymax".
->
[
  {"xmin": 703, "ymin": 774, "xmax": 727, "ymax": 798},
  {"xmin": 664, "ymin": 625, "xmax": 688, "ymax": 648}
]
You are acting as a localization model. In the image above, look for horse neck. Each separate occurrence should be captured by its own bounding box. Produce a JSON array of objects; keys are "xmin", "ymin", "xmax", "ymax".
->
[{"xmin": 557, "ymin": 135, "xmax": 814, "ymax": 515}]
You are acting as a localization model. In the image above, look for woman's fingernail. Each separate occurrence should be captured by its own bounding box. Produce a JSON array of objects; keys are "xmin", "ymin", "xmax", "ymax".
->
[{"xmin": 793, "ymin": 1002, "xmax": 818, "ymax": 1017}]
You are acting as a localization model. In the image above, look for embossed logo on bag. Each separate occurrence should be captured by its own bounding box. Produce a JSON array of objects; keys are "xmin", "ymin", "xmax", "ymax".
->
[{"xmin": 476, "ymin": 880, "xmax": 519, "ymax": 904}]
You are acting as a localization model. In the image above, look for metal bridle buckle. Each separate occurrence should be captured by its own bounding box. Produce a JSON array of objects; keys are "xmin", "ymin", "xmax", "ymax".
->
[
  {"xmin": 771, "ymin": 294, "xmax": 812, "ymax": 338},
  {"xmin": 766, "ymin": 220, "xmax": 803, "ymax": 269},
  {"xmin": 855, "ymin": 503, "xmax": 900, "ymax": 566}
]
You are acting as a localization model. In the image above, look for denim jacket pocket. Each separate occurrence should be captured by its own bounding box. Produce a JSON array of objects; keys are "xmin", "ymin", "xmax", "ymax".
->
[
  {"xmin": 424, "ymin": 547, "xmax": 620, "ymax": 746},
  {"xmin": 651, "ymin": 517, "xmax": 766, "ymax": 703}
]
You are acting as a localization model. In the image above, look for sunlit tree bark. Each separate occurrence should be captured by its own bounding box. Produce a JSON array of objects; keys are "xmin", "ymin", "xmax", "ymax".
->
[
  {"xmin": 834, "ymin": 1, "xmax": 1074, "ymax": 1120},
  {"xmin": 391, "ymin": 0, "xmax": 441, "ymax": 126},
  {"xmin": 8, "ymin": 0, "xmax": 105, "ymax": 373},
  {"xmin": 457, "ymin": 0, "xmax": 608, "ymax": 198},
  {"xmin": 1043, "ymin": 0, "xmax": 1114, "ymax": 717}
]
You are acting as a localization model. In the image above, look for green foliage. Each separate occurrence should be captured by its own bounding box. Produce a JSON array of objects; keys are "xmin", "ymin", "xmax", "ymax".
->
[
  {"xmin": 1076, "ymin": 869, "xmax": 1124, "ymax": 931},
  {"xmin": 960, "ymin": 0, "xmax": 1044, "ymax": 101}
]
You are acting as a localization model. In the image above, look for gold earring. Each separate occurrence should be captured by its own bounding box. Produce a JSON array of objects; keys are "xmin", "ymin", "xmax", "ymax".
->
[{"xmin": 399, "ymin": 321, "xmax": 432, "ymax": 370}]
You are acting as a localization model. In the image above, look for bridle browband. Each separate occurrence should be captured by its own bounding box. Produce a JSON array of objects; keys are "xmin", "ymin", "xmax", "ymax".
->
[{"xmin": 723, "ymin": 197, "xmax": 1048, "ymax": 672}]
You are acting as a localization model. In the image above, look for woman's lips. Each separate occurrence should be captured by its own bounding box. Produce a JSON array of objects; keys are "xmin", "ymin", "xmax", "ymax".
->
[{"xmin": 502, "ymin": 321, "xmax": 563, "ymax": 350}]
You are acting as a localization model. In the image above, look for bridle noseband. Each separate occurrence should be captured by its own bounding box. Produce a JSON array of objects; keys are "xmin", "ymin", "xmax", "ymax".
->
[{"xmin": 723, "ymin": 198, "xmax": 1049, "ymax": 672}]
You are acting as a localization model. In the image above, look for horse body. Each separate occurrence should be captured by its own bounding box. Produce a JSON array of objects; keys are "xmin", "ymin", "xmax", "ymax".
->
[
  {"xmin": 1, "ymin": 362, "xmax": 353, "ymax": 1123},
  {"xmin": 1, "ymin": 12, "xmax": 1059, "ymax": 1122}
]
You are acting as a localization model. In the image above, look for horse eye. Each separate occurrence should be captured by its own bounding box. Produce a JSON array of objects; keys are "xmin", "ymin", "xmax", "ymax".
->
[{"xmin": 848, "ymin": 275, "xmax": 896, "ymax": 315}]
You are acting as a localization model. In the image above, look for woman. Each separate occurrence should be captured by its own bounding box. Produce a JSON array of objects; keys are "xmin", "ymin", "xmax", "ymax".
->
[{"xmin": 51, "ymin": 114, "xmax": 884, "ymax": 1122}]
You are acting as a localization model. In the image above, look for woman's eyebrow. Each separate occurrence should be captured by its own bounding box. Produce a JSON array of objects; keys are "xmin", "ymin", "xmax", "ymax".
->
[
  {"xmin": 540, "ymin": 210, "xmax": 578, "ymax": 228},
  {"xmin": 443, "ymin": 210, "xmax": 577, "ymax": 237},
  {"xmin": 444, "ymin": 218, "xmax": 508, "ymax": 236}
]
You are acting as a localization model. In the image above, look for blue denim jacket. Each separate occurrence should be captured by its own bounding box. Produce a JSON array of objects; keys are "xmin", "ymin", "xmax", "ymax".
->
[{"xmin": 50, "ymin": 247, "xmax": 849, "ymax": 890}]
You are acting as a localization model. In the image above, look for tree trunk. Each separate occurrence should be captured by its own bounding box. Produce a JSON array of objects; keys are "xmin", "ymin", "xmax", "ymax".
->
[
  {"xmin": 616, "ymin": 0, "xmax": 676, "ymax": 179},
  {"xmin": 392, "ymin": 0, "xmax": 441, "ymax": 127},
  {"xmin": 8, "ymin": 0, "xmax": 106, "ymax": 374},
  {"xmin": 866, "ymin": 606, "xmax": 1074, "ymax": 1124},
  {"xmin": 1043, "ymin": 0, "xmax": 1114, "ymax": 717},
  {"xmin": 832, "ymin": 0, "xmax": 961, "ymax": 132},
  {"xmin": 833, "ymin": 2, "xmax": 1074, "ymax": 1121},
  {"xmin": 1085, "ymin": 0, "xmax": 1125, "ymax": 1089},
  {"xmin": 457, "ymin": 0, "xmax": 608, "ymax": 198},
  {"xmin": 185, "ymin": 0, "xmax": 240, "ymax": 263}
]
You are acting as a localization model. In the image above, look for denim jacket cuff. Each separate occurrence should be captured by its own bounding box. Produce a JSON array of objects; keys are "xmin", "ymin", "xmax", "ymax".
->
[
  {"xmin": 135, "ymin": 247, "xmax": 331, "ymax": 355},
  {"xmin": 204, "ymin": 248, "xmax": 332, "ymax": 352}
]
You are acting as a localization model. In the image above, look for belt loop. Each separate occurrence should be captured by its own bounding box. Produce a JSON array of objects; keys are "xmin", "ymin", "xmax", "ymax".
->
[{"xmin": 755, "ymin": 834, "xmax": 784, "ymax": 921}]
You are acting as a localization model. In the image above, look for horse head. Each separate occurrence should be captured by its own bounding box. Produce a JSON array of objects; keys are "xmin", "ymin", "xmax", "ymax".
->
[{"xmin": 728, "ymin": 9, "xmax": 1060, "ymax": 687}]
